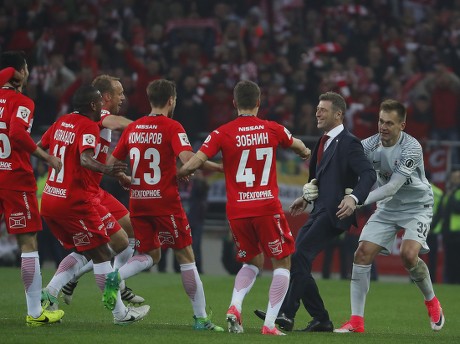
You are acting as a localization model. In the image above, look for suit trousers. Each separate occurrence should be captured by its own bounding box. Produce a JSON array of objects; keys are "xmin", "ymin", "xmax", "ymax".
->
[{"xmin": 281, "ymin": 209, "xmax": 344, "ymax": 322}]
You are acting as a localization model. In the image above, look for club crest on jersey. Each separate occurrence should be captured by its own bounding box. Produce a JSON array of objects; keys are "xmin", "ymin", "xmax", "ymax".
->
[
  {"xmin": 178, "ymin": 133, "xmax": 190, "ymax": 146},
  {"xmin": 9, "ymin": 216, "xmax": 26, "ymax": 228},
  {"xmin": 16, "ymin": 106, "xmax": 31, "ymax": 123},
  {"xmin": 82, "ymin": 134, "xmax": 96, "ymax": 147}
]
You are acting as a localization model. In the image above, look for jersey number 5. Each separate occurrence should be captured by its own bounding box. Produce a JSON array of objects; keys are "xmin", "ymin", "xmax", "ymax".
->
[
  {"xmin": 0, "ymin": 122, "xmax": 11, "ymax": 159},
  {"xmin": 236, "ymin": 147, "xmax": 273, "ymax": 187}
]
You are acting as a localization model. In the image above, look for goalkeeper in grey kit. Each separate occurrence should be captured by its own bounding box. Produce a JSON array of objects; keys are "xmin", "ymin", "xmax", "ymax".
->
[{"xmin": 335, "ymin": 99, "xmax": 444, "ymax": 333}]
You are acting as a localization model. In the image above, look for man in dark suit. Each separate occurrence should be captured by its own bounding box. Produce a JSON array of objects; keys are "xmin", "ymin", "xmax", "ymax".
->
[{"xmin": 255, "ymin": 91, "xmax": 376, "ymax": 332}]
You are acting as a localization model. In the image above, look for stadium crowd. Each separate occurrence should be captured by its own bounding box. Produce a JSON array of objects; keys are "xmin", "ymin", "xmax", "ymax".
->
[
  {"xmin": 0, "ymin": 0, "xmax": 459, "ymax": 148},
  {"xmin": 1, "ymin": 0, "xmax": 460, "ymax": 286}
]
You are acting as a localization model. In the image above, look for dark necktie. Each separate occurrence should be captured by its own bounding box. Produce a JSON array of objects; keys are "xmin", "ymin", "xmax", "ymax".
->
[{"xmin": 317, "ymin": 134, "xmax": 330, "ymax": 164}]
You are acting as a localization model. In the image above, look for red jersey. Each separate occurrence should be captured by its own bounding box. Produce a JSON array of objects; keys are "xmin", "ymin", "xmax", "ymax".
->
[
  {"xmin": 40, "ymin": 113, "xmax": 100, "ymax": 216},
  {"xmin": 112, "ymin": 115, "xmax": 193, "ymax": 216},
  {"xmin": 199, "ymin": 116, "xmax": 293, "ymax": 220},
  {"xmin": 0, "ymin": 87, "xmax": 37, "ymax": 192}
]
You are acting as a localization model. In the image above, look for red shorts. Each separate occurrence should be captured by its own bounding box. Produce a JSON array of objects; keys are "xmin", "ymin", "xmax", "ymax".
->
[
  {"xmin": 228, "ymin": 213, "xmax": 295, "ymax": 262},
  {"xmin": 42, "ymin": 203, "xmax": 114, "ymax": 252},
  {"xmin": 97, "ymin": 188, "xmax": 129, "ymax": 220},
  {"xmin": 98, "ymin": 203, "xmax": 122, "ymax": 236},
  {"xmin": 0, "ymin": 190, "xmax": 42, "ymax": 234},
  {"xmin": 130, "ymin": 209, "xmax": 192, "ymax": 253}
]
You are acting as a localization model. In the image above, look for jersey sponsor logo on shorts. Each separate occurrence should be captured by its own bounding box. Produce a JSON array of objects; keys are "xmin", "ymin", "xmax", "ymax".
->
[
  {"xmin": 268, "ymin": 239, "xmax": 283, "ymax": 255},
  {"xmin": 16, "ymin": 106, "xmax": 31, "ymax": 123},
  {"xmin": 82, "ymin": 134, "xmax": 96, "ymax": 147},
  {"xmin": 178, "ymin": 133, "xmax": 190, "ymax": 146},
  {"xmin": 158, "ymin": 231, "xmax": 175, "ymax": 245},
  {"xmin": 9, "ymin": 215, "xmax": 26, "ymax": 228},
  {"xmin": 73, "ymin": 232, "xmax": 91, "ymax": 247}
]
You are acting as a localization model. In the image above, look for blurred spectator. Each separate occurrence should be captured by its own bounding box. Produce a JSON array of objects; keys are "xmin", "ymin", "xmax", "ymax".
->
[
  {"xmin": 186, "ymin": 170, "xmax": 210, "ymax": 274},
  {"xmin": 437, "ymin": 169, "xmax": 460, "ymax": 284},
  {"xmin": 427, "ymin": 172, "xmax": 444, "ymax": 283},
  {"xmin": 405, "ymin": 94, "xmax": 432, "ymax": 141},
  {"xmin": 174, "ymin": 75, "xmax": 207, "ymax": 144}
]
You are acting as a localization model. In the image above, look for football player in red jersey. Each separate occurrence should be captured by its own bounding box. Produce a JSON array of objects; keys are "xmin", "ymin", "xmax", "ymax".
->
[
  {"xmin": 106, "ymin": 79, "xmax": 224, "ymax": 331},
  {"xmin": 51, "ymin": 75, "xmax": 144, "ymax": 306},
  {"xmin": 0, "ymin": 51, "xmax": 64, "ymax": 326},
  {"xmin": 178, "ymin": 80, "xmax": 311, "ymax": 335},
  {"xmin": 38, "ymin": 85, "xmax": 150, "ymax": 325}
]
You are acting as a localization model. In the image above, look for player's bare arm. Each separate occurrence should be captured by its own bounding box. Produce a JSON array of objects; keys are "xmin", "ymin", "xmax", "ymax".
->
[
  {"xmin": 81, "ymin": 149, "xmax": 127, "ymax": 176},
  {"xmin": 105, "ymin": 154, "xmax": 131, "ymax": 188},
  {"xmin": 290, "ymin": 138, "xmax": 311, "ymax": 160},
  {"xmin": 101, "ymin": 114, "xmax": 132, "ymax": 131},
  {"xmin": 178, "ymin": 151, "xmax": 209, "ymax": 178},
  {"xmin": 34, "ymin": 140, "xmax": 62, "ymax": 173}
]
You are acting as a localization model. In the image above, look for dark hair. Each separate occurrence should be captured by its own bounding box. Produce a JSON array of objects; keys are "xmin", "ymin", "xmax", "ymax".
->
[
  {"xmin": 92, "ymin": 74, "xmax": 119, "ymax": 95},
  {"xmin": 319, "ymin": 91, "xmax": 347, "ymax": 114},
  {"xmin": 72, "ymin": 85, "xmax": 100, "ymax": 112},
  {"xmin": 146, "ymin": 79, "xmax": 176, "ymax": 107},
  {"xmin": 233, "ymin": 80, "xmax": 260, "ymax": 110},
  {"xmin": 0, "ymin": 51, "xmax": 26, "ymax": 70},
  {"xmin": 380, "ymin": 99, "xmax": 406, "ymax": 122}
]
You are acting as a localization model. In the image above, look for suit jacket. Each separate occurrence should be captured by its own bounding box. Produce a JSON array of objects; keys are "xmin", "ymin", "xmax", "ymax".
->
[{"xmin": 309, "ymin": 128, "xmax": 376, "ymax": 230}]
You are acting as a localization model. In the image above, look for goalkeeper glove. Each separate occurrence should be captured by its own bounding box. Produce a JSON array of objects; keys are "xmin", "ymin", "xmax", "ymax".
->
[{"xmin": 302, "ymin": 178, "xmax": 318, "ymax": 203}]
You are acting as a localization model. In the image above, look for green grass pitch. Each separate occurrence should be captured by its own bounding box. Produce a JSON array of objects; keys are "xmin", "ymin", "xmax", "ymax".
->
[{"xmin": 0, "ymin": 267, "xmax": 458, "ymax": 343}]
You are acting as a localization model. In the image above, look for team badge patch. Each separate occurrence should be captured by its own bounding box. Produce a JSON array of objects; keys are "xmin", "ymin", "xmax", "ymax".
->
[
  {"xmin": 16, "ymin": 106, "xmax": 31, "ymax": 123},
  {"xmin": 405, "ymin": 159, "xmax": 414, "ymax": 168},
  {"xmin": 158, "ymin": 231, "xmax": 175, "ymax": 245},
  {"xmin": 178, "ymin": 133, "xmax": 190, "ymax": 146},
  {"xmin": 268, "ymin": 240, "xmax": 283, "ymax": 255},
  {"xmin": 73, "ymin": 232, "xmax": 91, "ymax": 247},
  {"xmin": 82, "ymin": 134, "xmax": 96, "ymax": 147},
  {"xmin": 9, "ymin": 216, "xmax": 26, "ymax": 228}
]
